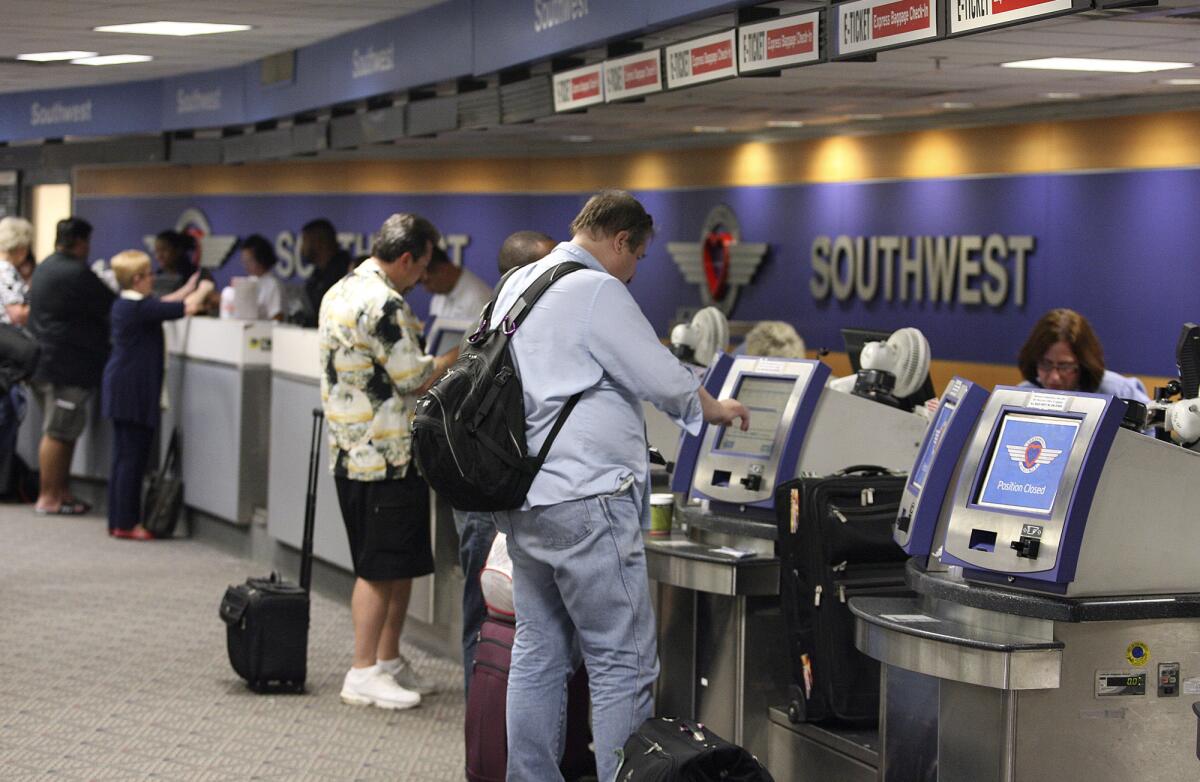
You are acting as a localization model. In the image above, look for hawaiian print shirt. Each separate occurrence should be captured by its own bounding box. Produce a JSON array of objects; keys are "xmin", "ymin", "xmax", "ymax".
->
[
  {"xmin": 318, "ymin": 259, "xmax": 433, "ymax": 481},
  {"xmin": 0, "ymin": 259, "xmax": 29, "ymax": 326}
]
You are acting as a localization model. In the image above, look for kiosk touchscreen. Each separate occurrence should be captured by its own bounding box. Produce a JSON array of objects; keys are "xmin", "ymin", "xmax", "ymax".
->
[
  {"xmin": 894, "ymin": 377, "xmax": 988, "ymax": 558},
  {"xmin": 939, "ymin": 385, "xmax": 1200, "ymax": 596},
  {"xmin": 424, "ymin": 318, "xmax": 473, "ymax": 357},
  {"xmin": 689, "ymin": 356, "xmax": 828, "ymax": 511}
]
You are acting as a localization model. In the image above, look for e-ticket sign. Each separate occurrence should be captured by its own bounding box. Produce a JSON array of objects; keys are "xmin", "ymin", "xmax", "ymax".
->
[
  {"xmin": 951, "ymin": 0, "xmax": 1073, "ymax": 33},
  {"xmin": 835, "ymin": 0, "xmax": 939, "ymax": 57},
  {"xmin": 604, "ymin": 50, "xmax": 663, "ymax": 103},
  {"xmin": 552, "ymin": 64, "xmax": 604, "ymax": 113},
  {"xmin": 739, "ymin": 13, "xmax": 822, "ymax": 73},
  {"xmin": 976, "ymin": 412, "xmax": 1080, "ymax": 515},
  {"xmin": 665, "ymin": 30, "xmax": 738, "ymax": 90}
]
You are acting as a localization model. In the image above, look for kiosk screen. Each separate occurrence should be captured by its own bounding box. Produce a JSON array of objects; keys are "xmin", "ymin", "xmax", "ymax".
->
[
  {"xmin": 975, "ymin": 412, "xmax": 1080, "ymax": 515},
  {"xmin": 715, "ymin": 375, "xmax": 793, "ymax": 456},
  {"xmin": 430, "ymin": 329, "xmax": 465, "ymax": 356},
  {"xmin": 911, "ymin": 400, "xmax": 956, "ymax": 491}
]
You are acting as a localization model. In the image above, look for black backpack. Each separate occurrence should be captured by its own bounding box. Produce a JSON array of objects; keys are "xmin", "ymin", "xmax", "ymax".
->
[{"xmin": 411, "ymin": 261, "xmax": 586, "ymax": 512}]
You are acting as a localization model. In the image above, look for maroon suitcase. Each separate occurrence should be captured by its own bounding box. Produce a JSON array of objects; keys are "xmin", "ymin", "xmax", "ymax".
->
[{"xmin": 465, "ymin": 616, "xmax": 595, "ymax": 781}]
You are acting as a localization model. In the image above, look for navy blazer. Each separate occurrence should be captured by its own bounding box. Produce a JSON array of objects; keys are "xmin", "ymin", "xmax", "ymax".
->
[{"xmin": 101, "ymin": 296, "xmax": 185, "ymax": 428}]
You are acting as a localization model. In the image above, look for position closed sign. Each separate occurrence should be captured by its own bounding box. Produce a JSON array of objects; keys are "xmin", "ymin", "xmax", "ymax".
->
[
  {"xmin": 739, "ymin": 13, "xmax": 822, "ymax": 73},
  {"xmin": 836, "ymin": 0, "xmax": 939, "ymax": 57}
]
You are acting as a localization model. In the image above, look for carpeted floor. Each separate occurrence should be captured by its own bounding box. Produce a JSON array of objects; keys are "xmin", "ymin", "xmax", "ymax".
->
[{"xmin": 0, "ymin": 505, "xmax": 465, "ymax": 781}]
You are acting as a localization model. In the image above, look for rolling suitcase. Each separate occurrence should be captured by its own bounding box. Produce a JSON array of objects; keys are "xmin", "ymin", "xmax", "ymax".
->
[
  {"xmin": 218, "ymin": 408, "xmax": 323, "ymax": 693},
  {"xmin": 774, "ymin": 465, "xmax": 911, "ymax": 726},
  {"xmin": 465, "ymin": 615, "xmax": 595, "ymax": 781},
  {"xmin": 616, "ymin": 717, "xmax": 774, "ymax": 781}
]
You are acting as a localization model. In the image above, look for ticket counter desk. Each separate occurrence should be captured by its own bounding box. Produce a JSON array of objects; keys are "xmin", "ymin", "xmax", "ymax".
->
[
  {"xmin": 648, "ymin": 354, "xmax": 927, "ymax": 769},
  {"xmin": 266, "ymin": 326, "xmax": 457, "ymax": 635},
  {"xmin": 853, "ymin": 386, "xmax": 1200, "ymax": 780},
  {"xmin": 163, "ymin": 317, "xmax": 272, "ymax": 526}
]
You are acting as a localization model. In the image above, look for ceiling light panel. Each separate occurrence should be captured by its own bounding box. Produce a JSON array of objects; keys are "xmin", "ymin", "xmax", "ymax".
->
[
  {"xmin": 17, "ymin": 51, "xmax": 98, "ymax": 62},
  {"xmin": 94, "ymin": 21, "xmax": 252, "ymax": 37},
  {"xmin": 71, "ymin": 54, "xmax": 154, "ymax": 66},
  {"xmin": 1002, "ymin": 57, "xmax": 1193, "ymax": 73}
]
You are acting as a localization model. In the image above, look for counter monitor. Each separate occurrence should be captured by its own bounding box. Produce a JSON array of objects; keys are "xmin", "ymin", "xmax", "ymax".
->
[
  {"xmin": 974, "ymin": 411, "xmax": 1081, "ymax": 516},
  {"xmin": 425, "ymin": 318, "xmax": 474, "ymax": 357},
  {"xmin": 910, "ymin": 400, "xmax": 956, "ymax": 492}
]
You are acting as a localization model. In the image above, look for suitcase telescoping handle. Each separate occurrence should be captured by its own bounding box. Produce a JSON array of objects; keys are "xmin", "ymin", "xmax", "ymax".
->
[
  {"xmin": 299, "ymin": 408, "xmax": 324, "ymax": 594},
  {"xmin": 837, "ymin": 465, "xmax": 894, "ymax": 477}
]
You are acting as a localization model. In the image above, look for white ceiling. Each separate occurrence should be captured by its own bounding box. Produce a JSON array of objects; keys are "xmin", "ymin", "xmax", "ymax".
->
[{"xmin": 4, "ymin": 0, "xmax": 1200, "ymax": 156}]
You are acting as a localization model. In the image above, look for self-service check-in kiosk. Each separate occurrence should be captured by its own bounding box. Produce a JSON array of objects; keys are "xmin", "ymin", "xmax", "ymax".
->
[
  {"xmin": 894, "ymin": 376, "xmax": 989, "ymax": 564},
  {"xmin": 424, "ymin": 317, "xmax": 472, "ymax": 357},
  {"xmin": 853, "ymin": 385, "xmax": 1200, "ymax": 780},
  {"xmin": 648, "ymin": 352, "xmax": 928, "ymax": 769}
]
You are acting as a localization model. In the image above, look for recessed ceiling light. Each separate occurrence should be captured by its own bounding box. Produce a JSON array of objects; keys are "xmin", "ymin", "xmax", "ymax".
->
[
  {"xmin": 94, "ymin": 21, "xmax": 252, "ymax": 36},
  {"xmin": 692, "ymin": 125, "xmax": 729, "ymax": 133},
  {"xmin": 849, "ymin": 113, "xmax": 883, "ymax": 121},
  {"xmin": 563, "ymin": 135, "xmax": 593, "ymax": 143},
  {"xmin": 1042, "ymin": 91, "xmax": 1081, "ymax": 99},
  {"xmin": 17, "ymin": 51, "xmax": 98, "ymax": 62},
  {"xmin": 1163, "ymin": 78, "xmax": 1200, "ymax": 86},
  {"xmin": 938, "ymin": 101, "xmax": 974, "ymax": 109},
  {"xmin": 71, "ymin": 54, "xmax": 154, "ymax": 66},
  {"xmin": 767, "ymin": 120, "xmax": 805, "ymax": 128},
  {"xmin": 1002, "ymin": 57, "xmax": 1192, "ymax": 73}
]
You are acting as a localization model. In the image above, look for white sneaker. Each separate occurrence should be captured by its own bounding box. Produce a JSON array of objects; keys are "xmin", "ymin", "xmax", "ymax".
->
[
  {"xmin": 340, "ymin": 665, "xmax": 421, "ymax": 710},
  {"xmin": 378, "ymin": 655, "xmax": 437, "ymax": 696}
]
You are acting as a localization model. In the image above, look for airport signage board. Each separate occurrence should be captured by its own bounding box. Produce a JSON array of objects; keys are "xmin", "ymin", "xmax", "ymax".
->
[
  {"xmin": 739, "ymin": 12, "xmax": 823, "ymax": 73},
  {"xmin": 665, "ymin": 30, "xmax": 739, "ymax": 90},
  {"xmin": 949, "ymin": 0, "xmax": 1074, "ymax": 34},
  {"xmin": 833, "ymin": 0, "xmax": 940, "ymax": 57},
  {"xmin": 0, "ymin": 80, "xmax": 161, "ymax": 142},
  {"xmin": 604, "ymin": 50, "xmax": 664, "ymax": 102},
  {"xmin": 162, "ymin": 67, "xmax": 246, "ymax": 130},
  {"xmin": 553, "ymin": 64, "xmax": 605, "ymax": 112}
]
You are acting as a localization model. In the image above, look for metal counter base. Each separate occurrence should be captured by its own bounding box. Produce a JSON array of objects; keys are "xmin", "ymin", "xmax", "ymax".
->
[
  {"xmin": 852, "ymin": 569, "xmax": 1200, "ymax": 781},
  {"xmin": 766, "ymin": 706, "xmax": 878, "ymax": 782},
  {"xmin": 645, "ymin": 533, "xmax": 786, "ymax": 766}
]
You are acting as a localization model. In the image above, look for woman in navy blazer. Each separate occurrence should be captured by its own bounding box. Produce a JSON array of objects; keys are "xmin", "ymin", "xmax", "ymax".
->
[{"xmin": 102, "ymin": 250, "xmax": 208, "ymax": 540}]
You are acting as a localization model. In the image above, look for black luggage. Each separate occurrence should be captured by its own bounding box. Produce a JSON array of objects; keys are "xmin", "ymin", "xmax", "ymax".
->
[
  {"xmin": 411, "ymin": 262, "xmax": 586, "ymax": 512},
  {"xmin": 775, "ymin": 465, "xmax": 910, "ymax": 726},
  {"xmin": 617, "ymin": 717, "xmax": 774, "ymax": 781},
  {"xmin": 142, "ymin": 429, "xmax": 184, "ymax": 538},
  {"xmin": 219, "ymin": 408, "xmax": 322, "ymax": 693}
]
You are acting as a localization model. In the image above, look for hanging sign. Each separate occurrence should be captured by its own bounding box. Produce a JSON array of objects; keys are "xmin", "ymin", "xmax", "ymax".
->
[
  {"xmin": 553, "ymin": 64, "xmax": 605, "ymax": 112},
  {"xmin": 739, "ymin": 12, "xmax": 823, "ymax": 73},
  {"xmin": 665, "ymin": 30, "xmax": 738, "ymax": 90},
  {"xmin": 604, "ymin": 50, "xmax": 663, "ymax": 102},
  {"xmin": 834, "ymin": 0, "xmax": 939, "ymax": 57},
  {"xmin": 950, "ymin": 0, "xmax": 1075, "ymax": 34}
]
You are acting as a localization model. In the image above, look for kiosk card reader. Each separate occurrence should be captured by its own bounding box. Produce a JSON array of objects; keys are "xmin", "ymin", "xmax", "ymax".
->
[
  {"xmin": 894, "ymin": 377, "xmax": 989, "ymax": 559},
  {"xmin": 424, "ymin": 317, "xmax": 473, "ymax": 357}
]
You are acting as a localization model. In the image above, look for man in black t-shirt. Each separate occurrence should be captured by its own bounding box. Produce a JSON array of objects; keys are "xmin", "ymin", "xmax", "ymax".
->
[
  {"xmin": 28, "ymin": 217, "xmax": 115, "ymax": 515},
  {"xmin": 301, "ymin": 218, "xmax": 350, "ymax": 325}
]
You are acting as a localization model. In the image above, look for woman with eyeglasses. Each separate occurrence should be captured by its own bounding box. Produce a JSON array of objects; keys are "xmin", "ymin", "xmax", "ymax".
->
[
  {"xmin": 0, "ymin": 216, "xmax": 37, "ymax": 500},
  {"xmin": 1017, "ymin": 308, "xmax": 1149, "ymax": 403}
]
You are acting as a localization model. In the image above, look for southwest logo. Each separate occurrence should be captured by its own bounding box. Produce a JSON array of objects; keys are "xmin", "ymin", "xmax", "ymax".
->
[{"xmin": 1005, "ymin": 436, "xmax": 1062, "ymax": 474}]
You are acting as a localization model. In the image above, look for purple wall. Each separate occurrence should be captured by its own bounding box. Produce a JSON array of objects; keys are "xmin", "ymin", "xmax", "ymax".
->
[{"xmin": 75, "ymin": 166, "xmax": 1199, "ymax": 376}]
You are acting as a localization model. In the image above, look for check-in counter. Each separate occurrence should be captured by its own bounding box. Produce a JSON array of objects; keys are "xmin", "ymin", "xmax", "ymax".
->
[
  {"xmin": 266, "ymin": 325, "xmax": 453, "ymax": 632},
  {"xmin": 163, "ymin": 317, "xmax": 272, "ymax": 525}
]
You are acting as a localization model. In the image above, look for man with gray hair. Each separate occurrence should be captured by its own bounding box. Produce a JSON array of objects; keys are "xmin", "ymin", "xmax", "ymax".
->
[
  {"xmin": 490, "ymin": 191, "xmax": 749, "ymax": 781},
  {"xmin": 319, "ymin": 212, "xmax": 452, "ymax": 711}
]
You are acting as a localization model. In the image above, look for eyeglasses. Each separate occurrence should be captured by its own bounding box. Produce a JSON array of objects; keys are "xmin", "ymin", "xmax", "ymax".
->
[{"xmin": 1037, "ymin": 359, "xmax": 1079, "ymax": 376}]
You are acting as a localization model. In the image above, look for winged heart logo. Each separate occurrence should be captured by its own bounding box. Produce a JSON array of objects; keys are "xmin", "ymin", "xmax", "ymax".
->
[
  {"xmin": 1005, "ymin": 436, "xmax": 1062, "ymax": 474},
  {"xmin": 666, "ymin": 205, "xmax": 767, "ymax": 316}
]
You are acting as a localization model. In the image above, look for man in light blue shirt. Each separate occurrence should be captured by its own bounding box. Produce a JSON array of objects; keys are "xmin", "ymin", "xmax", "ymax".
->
[{"xmin": 490, "ymin": 191, "xmax": 749, "ymax": 782}]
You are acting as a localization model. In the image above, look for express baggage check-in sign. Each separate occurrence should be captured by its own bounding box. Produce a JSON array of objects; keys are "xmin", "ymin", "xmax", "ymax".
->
[
  {"xmin": 604, "ymin": 50, "xmax": 663, "ymax": 102},
  {"xmin": 835, "ymin": 0, "xmax": 939, "ymax": 57},
  {"xmin": 553, "ymin": 64, "xmax": 604, "ymax": 112},
  {"xmin": 950, "ymin": 0, "xmax": 1074, "ymax": 34},
  {"xmin": 665, "ymin": 30, "xmax": 738, "ymax": 89},
  {"xmin": 739, "ymin": 13, "xmax": 822, "ymax": 73}
]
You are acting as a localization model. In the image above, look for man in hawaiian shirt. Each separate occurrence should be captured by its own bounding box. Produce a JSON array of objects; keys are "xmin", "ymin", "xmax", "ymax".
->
[{"xmin": 318, "ymin": 212, "xmax": 452, "ymax": 710}]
